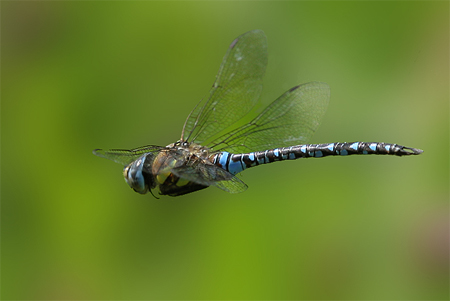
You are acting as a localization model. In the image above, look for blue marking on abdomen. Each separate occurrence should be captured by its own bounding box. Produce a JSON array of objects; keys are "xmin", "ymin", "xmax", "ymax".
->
[
  {"xmin": 315, "ymin": 151, "xmax": 323, "ymax": 157},
  {"xmin": 350, "ymin": 142, "xmax": 359, "ymax": 150},
  {"xmin": 340, "ymin": 149, "xmax": 348, "ymax": 156},
  {"xmin": 248, "ymin": 153, "xmax": 255, "ymax": 161},
  {"xmin": 273, "ymin": 149, "xmax": 279, "ymax": 157},
  {"xmin": 327, "ymin": 143, "xmax": 334, "ymax": 151},
  {"xmin": 257, "ymin": 156, "xmax": 265, "ymax": 164},
  {"xmin": 385, "ymin": 145, "xmax": 391, "ymax": 152},
  {"xmin": 300, "ymin": 145, "xmax": 307, "ymax": 153},
  {"xmin": 219, "ymin": 152, "xmax": 229, "ymax": 167},
  {"xmin": 248, "ymin": 152, "xmax": 257, "ymax": 167},
  {"xmin": 289, "ymin": 151, "xmax": 295, "ymax": 159},
  {"xmin": 369, "ymin": 143, "xmax": 377, "ymax": 151},
  {"xmin": 228, "ymin": 159, "xmax": 244, "ymax": 175}
]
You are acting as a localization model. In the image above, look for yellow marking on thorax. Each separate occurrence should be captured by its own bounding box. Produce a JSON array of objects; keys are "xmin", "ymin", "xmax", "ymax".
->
[
  {"xmin": 155, "ymin": 155, "xmax": 179, "ymax": 185},
  {"xmin": 156, "ymin": 171, "xmax": 170, "ymax": 184},
  {"xmin": 176, "ymin": 178, "xmax": 190, "ymax": 187}
]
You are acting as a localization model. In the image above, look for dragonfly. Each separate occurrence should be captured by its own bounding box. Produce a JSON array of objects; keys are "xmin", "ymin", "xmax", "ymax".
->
[{"xmin": 93, "ymin": 29, "xmax": 423, "ymax": 197}]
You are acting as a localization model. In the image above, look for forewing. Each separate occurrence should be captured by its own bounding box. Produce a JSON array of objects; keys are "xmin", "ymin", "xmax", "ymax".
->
[
  {"xmin": 171, "ymin": 164, "xmax": 248, "ymax": 194},
  {"xmin": 93, "ymin": 145, "xmax": 164, "ymax": 166},
  {"xmin": 207, "ymin": 82, "xmax": 330, "ymax": 153},
  {"xmin": 182, "ymin": 30, "xmax": 268, "ymax": 145}
]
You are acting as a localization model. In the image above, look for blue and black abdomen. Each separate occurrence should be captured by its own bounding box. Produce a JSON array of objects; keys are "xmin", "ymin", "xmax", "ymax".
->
[{"xmin": 213, "ymin": 142, "xmax": 423, "ymax": 175}]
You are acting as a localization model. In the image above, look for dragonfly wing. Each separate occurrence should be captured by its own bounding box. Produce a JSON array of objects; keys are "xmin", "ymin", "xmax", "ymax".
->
[
  {"xmin": 212, "ymin": 175, "xmax": 248, "ymax": 194},
  {"xmin": 93, "ymin": 145, "xmax": 164, "ymax": 166},
  {"xmin": 208, "ymin": 82, "xmax": 330, "ymax": 153},
  {"xmin": 171, "ymin": 163, "xmax": 248, "ymax": 194},
  {"xmin": 182, "ymin": 30, "xmax": 268, "ymax": 145}
]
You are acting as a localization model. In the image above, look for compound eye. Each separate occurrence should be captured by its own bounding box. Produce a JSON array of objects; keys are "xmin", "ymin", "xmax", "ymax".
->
[{"xmin": 123, "ymin": 155, "xmax": 148, "ymax": 194}]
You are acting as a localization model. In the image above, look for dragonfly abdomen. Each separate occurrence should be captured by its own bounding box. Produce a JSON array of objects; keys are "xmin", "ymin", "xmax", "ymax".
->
[
  {"xmin": 213, "ymin": 142, "xmax": 423, "ymax": 175},
  {"xmin": 287, "ymin": 142, "xmax": 423, "ymax": 158}
]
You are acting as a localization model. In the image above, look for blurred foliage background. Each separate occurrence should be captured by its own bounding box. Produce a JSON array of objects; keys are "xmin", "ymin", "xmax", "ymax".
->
[{"xmin": 2, "ymin": 1, "xmax": 448, "ymax": 300}]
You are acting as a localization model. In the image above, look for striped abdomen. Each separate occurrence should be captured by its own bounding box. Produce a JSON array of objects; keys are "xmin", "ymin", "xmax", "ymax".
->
[{"xmin": 212, "ymin": 142, "xmax": 423, "ymax": 175}]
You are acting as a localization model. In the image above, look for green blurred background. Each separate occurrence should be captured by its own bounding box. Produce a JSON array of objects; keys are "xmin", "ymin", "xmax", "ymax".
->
[{"xmin": 2, "ymin": 1, "xmax": 448, "ymax": 300}]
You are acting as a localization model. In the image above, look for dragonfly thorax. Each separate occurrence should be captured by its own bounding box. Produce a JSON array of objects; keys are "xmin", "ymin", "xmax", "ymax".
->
[{"xmin": 167, "ymin": 141, "xmax": 213, "ymax": 161}]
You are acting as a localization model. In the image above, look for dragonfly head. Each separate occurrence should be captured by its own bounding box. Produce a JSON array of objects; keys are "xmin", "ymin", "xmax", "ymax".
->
[{"xmin": 123, "ymin": 155, "xmax": 149, "ymax": 194}]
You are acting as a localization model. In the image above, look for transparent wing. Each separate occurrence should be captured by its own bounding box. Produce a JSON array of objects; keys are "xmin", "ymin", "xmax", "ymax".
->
[
  {"xmin": 182, "ymin": 29, "xmax": 268, "ymax": 145},
  {"xmin": 92, "ymin": 145, "xmax": 164, "ymax": 166},
  {"xmin": 171, "ymin": 162, "xmax": 248, "ymax": 194},
  {"xmin": 207, "ymin": 82, "xmax": 330, "ymax": 153}
]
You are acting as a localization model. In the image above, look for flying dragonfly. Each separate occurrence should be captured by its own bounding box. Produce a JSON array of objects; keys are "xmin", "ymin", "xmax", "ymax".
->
[{"xmin": 93, "ymin": 30, "xmax": 423, "ymax": 197}]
